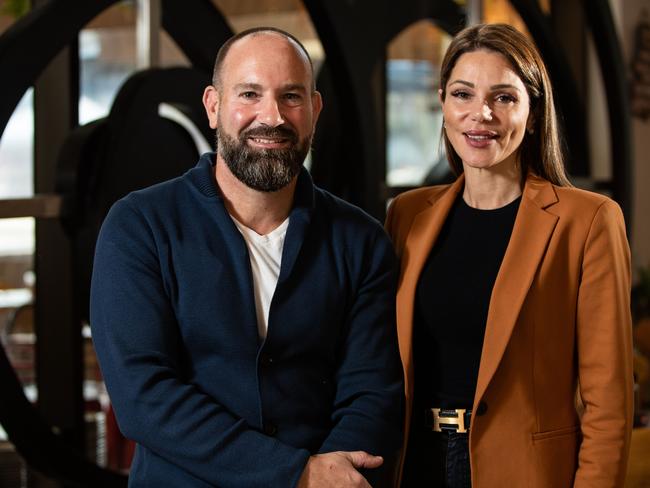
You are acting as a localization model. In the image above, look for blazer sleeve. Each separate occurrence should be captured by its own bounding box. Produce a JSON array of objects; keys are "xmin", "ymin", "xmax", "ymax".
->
[
  {"xmin": 90, "ymin": 198, "xmax": 310, "ymax": 488},
  {"xmin": 574, "ymin": 200, "xmax": 634, "ymax": 487}
]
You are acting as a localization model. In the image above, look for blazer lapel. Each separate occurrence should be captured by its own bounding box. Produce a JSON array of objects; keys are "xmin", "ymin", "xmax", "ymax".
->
[
  {"xmin": 473, "ymin": 174, "xmax": 559, "ymax": 407},
  {"xmin": 397, "ymin": 176, "xmax": 464, "ymax": 397}
]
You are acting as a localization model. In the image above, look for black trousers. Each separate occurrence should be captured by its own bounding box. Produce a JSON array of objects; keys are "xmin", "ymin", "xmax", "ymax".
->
[{"xmin": 401, "ymin": 429, "xmax": 471, "ymax": 488}]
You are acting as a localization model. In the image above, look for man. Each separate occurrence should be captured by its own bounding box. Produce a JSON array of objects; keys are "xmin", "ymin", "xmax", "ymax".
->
[{"xmin": 90, "ymin": 27, "xmax": 403, "ymax": 488}]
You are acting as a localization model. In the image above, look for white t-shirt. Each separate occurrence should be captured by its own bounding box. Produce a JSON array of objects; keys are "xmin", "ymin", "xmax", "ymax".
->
[{"xmin": 231, "ymin": 216, "xmax": 289, "ymax": 339}]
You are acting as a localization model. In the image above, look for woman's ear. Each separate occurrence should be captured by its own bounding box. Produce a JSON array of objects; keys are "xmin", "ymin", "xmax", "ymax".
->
[{"xmin": 526, "ymin": 113, "xmax": 535, "ymax": 134}]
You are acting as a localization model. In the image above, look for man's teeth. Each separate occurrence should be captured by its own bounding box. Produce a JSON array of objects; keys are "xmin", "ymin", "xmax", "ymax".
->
[{"xmin": 252, "ymin": 137, "xmax": 285, "ymax": 144}]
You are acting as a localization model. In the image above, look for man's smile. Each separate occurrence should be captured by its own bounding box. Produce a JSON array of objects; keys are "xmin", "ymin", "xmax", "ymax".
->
[{"xmin": 247, "ymin": 136, "xmax": 291, "ymax": 149}]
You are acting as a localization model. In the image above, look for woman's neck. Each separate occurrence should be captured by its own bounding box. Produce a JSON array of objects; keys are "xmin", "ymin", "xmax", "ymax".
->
[{"xmin": 462, "ymin": 162, "xmax": 523, "ymax": 210}]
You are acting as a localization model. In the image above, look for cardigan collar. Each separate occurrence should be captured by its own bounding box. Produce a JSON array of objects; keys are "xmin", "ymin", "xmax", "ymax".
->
[{"xmin": 187, "ymin": 152, "xmax": 314, "ymax": 286}]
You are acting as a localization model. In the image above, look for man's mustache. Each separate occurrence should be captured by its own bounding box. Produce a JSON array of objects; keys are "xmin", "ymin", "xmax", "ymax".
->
[{"xmin": 240, "ymin": 125, "xmax": 298, "ymax": 144}]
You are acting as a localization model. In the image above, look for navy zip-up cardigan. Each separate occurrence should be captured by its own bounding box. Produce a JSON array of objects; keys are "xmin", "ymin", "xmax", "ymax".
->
[{"xmin": 90, "ymin": 153, "xmax": 404, "ymax": 487}]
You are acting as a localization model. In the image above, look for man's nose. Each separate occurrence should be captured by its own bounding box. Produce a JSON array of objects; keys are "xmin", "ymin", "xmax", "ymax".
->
[
  {"xmin": 470, "ymin": 101, "xmax": 493, "ymax": 122},
  {"xmin": 258, "ymin": 97, "xmax": 285, "ymax": 127}
]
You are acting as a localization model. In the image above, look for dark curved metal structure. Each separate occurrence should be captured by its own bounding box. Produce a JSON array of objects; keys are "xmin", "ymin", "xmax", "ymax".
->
[
  {"xmin": 509, "ymin": 0, "xmax": 632, "ymax": 225},
  {"xmin": 509, "ymin": 0, "xmax": 590, "ymax": 178},
  {"xmin": 304, "ymin": 0, "xmax": 465, "ymax": 216},
  {"xmin": 580, "ymin": 0, "xmax": 633, "ymax": 228},
  {"xmin": 0, "ymin": 0, "xmax": 633, "ymax": 486},
  {"xmin": 0, "ymin": 1, "xmax": 232, "ymax": 486}
]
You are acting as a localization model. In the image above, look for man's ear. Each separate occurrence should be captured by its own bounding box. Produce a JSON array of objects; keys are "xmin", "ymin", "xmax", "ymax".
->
[
  {"xmin": 202, "ymin": 85, "xmax": 220, "ymax": 129},
  {"xmin": 311, "ymin": 90, "xmax": 323, "ymax": 130}
]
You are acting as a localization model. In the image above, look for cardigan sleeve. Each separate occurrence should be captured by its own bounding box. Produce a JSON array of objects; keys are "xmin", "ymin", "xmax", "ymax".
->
[
  {"xmin": 317, "ymin": 225, "xmax": 404, "ymax": 485},
  {"xmin": 90, "ymin": 198, "xmax": 310, "ymax": 488},
  {"xmin": 574, "ymin": 199, "xmax": 633, "ymax": 487}
]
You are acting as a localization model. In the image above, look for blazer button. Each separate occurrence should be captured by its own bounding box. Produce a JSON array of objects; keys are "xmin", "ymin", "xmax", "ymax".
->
[
  {"xmin": 476, "ymin": 401, "xmax": 488, "ymax": 416},
  {"xmin": 263, "ymin": 422, "xmax": 278, "ymax": 436},
  {"xmin": 259, "ymin": 353, "xmax": 274, "ymax": 367}
]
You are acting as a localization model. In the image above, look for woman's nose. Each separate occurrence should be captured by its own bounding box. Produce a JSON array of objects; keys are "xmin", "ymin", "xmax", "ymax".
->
[{"xmin": 471, "ymin": 101, "xmax": 493, "ymax": 122}]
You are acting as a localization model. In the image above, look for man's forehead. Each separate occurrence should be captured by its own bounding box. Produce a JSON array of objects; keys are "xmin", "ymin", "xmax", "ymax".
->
[
  {"xmin": 232, "ymin": 31, "xmax": 297, "ymax": 48},
  {"xmin": 221, "ymin": 32, "xmax": 311, "ymax": 79}
]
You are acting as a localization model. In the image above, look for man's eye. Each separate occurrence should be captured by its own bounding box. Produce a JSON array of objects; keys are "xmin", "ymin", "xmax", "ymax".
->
[
  {"xmin": 241, "ymin": 91, "xmax": 258, "ymax": 99},
  {"xmin": 284, "ymin": 93, "xmax": 302, "ymax": 102}
]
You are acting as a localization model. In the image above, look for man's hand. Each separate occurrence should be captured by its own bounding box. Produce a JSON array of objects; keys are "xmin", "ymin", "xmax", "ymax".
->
[{"xmin": 296, "ymin": 451, "xmax": 383, "ymax": 488}]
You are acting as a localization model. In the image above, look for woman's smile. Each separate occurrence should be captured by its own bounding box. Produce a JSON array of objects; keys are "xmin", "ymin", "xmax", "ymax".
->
[{"xmin": 463, "ymin": 129, "xmax": 499, "ymax": 148}]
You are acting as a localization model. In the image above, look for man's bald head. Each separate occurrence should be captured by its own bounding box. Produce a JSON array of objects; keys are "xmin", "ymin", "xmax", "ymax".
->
[{"xmin": 211, "ymin": 27, "xmax": 315, "ymax": 92}]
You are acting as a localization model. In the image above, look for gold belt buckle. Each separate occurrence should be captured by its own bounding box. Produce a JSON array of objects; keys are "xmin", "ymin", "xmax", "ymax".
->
[{"xmin": 431, "ymin": 408, "xmax": 468, "ymax": 433}]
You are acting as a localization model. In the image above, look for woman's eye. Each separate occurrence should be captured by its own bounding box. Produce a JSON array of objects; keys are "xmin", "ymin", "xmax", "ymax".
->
[
  {"xmin": 496, "ymin": 94, "xmax": 516, "ymax": 103},
  {"xmin": 450, "ymin": 90, "xmax": 471, "ymax": 100}
]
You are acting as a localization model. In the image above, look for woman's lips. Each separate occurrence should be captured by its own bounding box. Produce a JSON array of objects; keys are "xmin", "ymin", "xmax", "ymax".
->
[{"xmin": 463, "ymin": 130, "xmax": 498, "ymax": 148}]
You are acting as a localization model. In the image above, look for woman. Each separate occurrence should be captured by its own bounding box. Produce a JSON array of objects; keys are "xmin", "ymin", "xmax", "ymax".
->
[{"xmin": 386, "ymin": 23, "xmax": 633, "ymax": 487}]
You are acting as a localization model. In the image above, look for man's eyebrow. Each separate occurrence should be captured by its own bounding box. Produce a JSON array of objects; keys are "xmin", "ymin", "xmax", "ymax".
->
[
  {"xmin": 283, "ymin": 83, "xmax": 308, "ymax": 93},
  {"xmin": 233, "ymin": 82, "xmax": 263, "ymax": 91},
  {"xmin": 448, "ymin": 80, "xmax": 521, "ymax": 91},
  {"xmin": 232, "ymin": 82, "xmax": 309, "ymax": 93}
]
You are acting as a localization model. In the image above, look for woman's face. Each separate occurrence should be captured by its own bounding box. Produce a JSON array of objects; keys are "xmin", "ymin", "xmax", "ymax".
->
[{"xmin": 441, "ymin": 49, "xmax": 532, "ymax": 174}]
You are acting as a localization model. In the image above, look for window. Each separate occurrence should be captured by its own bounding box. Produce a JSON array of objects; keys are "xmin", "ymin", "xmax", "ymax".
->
[{"xmin": 387, "ymin": 20, "xmax": 450, "ymax": 187}]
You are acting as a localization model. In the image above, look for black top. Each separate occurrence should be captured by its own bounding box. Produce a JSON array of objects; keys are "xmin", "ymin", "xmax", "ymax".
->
[{"xmin": 413, "ymin": 194, "xmax": 521, "ymax": 409}]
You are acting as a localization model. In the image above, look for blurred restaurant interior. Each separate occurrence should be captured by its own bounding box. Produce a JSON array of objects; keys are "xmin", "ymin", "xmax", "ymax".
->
[{"xmin": 1, "ymin": 0, "xmax": 650, "ymax": 486}]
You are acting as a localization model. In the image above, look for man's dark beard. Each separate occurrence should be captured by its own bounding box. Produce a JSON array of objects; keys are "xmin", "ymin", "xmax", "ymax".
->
[{"xmin": 217, "ymin": 125, "xmax": 310, "ymax": 192}]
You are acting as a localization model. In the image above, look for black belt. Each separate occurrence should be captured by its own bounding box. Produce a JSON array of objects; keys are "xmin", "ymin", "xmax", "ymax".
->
[{"xmin": 424, "ymin": 408, "xmax": 472, "ymax": 433}]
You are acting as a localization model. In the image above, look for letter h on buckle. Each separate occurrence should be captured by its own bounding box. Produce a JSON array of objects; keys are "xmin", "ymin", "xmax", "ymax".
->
[{"xmin": 431, "ymin": 408, "xmax": 468, "ymax": 433}]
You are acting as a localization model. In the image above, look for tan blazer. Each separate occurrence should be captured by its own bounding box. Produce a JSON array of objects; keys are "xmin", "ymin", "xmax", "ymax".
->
[{"xmin": 385, "ymin": 173, "xmax": 633, "ymax": 488}]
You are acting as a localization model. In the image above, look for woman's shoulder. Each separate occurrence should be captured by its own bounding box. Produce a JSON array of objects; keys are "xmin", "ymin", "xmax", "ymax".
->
[
  {"xmin": 385, "ymin": 182, "xmax": 458, "ymax": 246},
  {"xmin": 553, "ymin": 184, "xmax": 623, "ymax": 220},
  {"xmin": 527, "ymin": 176, "xmax": 626, "ymax": 238},
  {"xmin": 529, "ymin": 174, "xmax": 621, "ymax": 215},
  {"xmin": 390, "ymin": 182, "xmax": 456, "ymax": 212}
]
